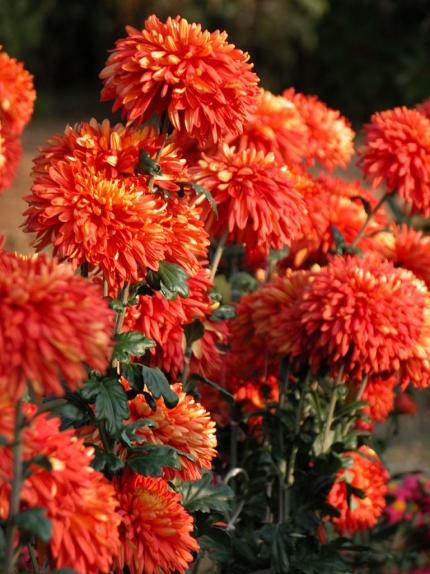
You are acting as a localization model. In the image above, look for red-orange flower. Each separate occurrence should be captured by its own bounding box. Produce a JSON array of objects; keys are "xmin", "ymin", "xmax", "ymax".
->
[
  {"xmin": 0, "ymin": 403, "xmax": 121, "ymax": 574},
  {"xmin": 0, "ymin": 122, "xmax": 22, "ymax": 193},
  {"xmin": 374, "ymin": 225, "xmax": 430, "ymax": 289},
  {"xmin": 359, "ymin": 106, "xmax": 430, "ymax": 216},
  {"xmin": 114, "ymin": 473, "xmax": 199, "ymax": 574},
  {"xmin": 358, "ymin": 375, "xmax": 396, "ymax": 423},
  {"xmin": 193, "ymin": 144, "xmax": 305, "ymax": 252},
  {"xmin": 395, "ymin": 391, "xmax": 418, "ymax": 415},
  {"xmin": 124, "ymin": 383, "xmax": 216, "ymax": 481},
  {"xmin": 233, "ymin": 373, "xmax": 279, "ymax": 432},
  {"xmin": 0, "ymin": 251, "xmax": 114, "ymax": 399},
  {"xmin": 25, "ymin": 160, "xmax": 168, "ymax": 287},
  {"xmin": 327, "ymin": 446, "xmax": 388, "ymax": 534},
  {"xmin": 283, "ymin": 88, "xmax": 354, "ymax": 170},
  {"xmin": 0, "ymin": 50, "xmax": 35, "ymax": 134},
  {"xmin": 100, "ymin": 15, "xmax": 260, "ymax": 146},
  {"xmin": 416, "ymin": 98, "xmax": 430, "ymax": 118},
  {"xmin": 292, "ymin": 255, "xmax": 428, "ymax": 380},
  {"xmin": 230, "ymin": 88, "xmax": 308, "ymax": 165}
]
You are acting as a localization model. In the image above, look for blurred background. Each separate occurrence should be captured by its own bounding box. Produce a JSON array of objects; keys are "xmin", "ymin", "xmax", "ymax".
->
[
  {"xmin": 1, "ymin": 0, "xmax": 430, "ymax": 472},
  {"xmin": 1, "ymin": 0, "xmax": 430, "ymax": 125}
]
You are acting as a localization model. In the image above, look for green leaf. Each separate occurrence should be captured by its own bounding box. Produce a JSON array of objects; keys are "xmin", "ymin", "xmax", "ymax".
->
[
  {"xmin": 121, "ymin": 363, "xmax": 144, "ymax": 393},
  {"xmin": 0, "ymin": 434, "xmax": 9, "ymax": 446},
  {"xmin": 51, "ymin": 569, "xmax": 79, "ymax": 574},
  {"xmin": 158, "ymin": 261, "xmax": 189, "ymax": 298},
  {"xmin": 199, "ymin": 527, "xmax": 231, "ymax": 562},
  {"xmin": 81, "ymin": 377, "xmax": 101, "ymax": 402},
  {"xmin": 190, "ymin": 374, "xmax": 235, "ymax": 404},
  {"xmin": 351, "ymin": 195, "xmax": 372, "ymax": 216},
  {"xmin": 210, "ymin": 304, "xmax": 236, "ymax": 322},
  {"xmin": 109, "ymin": 298, "xmax": 126, "ymax": 313},
  {"xmin": 187, "ymin": 182, "xmax": 218, "ymax": 216},
  {"xmin": 329, "ymin": 224, "xmax": 346, "ymax": 252},
  {"xmin": 180, "ymin": 472, "xmax": 234, "ymax": 514},
  {"xmin": 120, "ymin": 420, "xmax": 156, "ymax": 448},
  {"xmin": 15, "ymin": 508, "xmax": 52, "ymax": 542},
  {"xmin": 94, "ymin": 376, "xmax": 130, "ymax": 434},
  {"xmin": 142, "ymin": 366, "xmax": 179, "ymax": 408},
  {"xmin": 184, "ymin": 319, "xmax": 204, "ymax": 347},
  {"xmin": 127, "ymin": 444, "xmax": 181, "ymax": 476},
  {"xmin": 91, "ymin": 447, "xmax": 125, "ymax": 474},
  {"xmin": 138, "ymin": 149, "xmax": 162, "ymax": 176},
  {"xmin": 113, "ymin": 331, "xmax": 156, "ymax": 362},
  {"xmin": 230, "ymin": 271, "xmax": 258, "ymax": 295}
]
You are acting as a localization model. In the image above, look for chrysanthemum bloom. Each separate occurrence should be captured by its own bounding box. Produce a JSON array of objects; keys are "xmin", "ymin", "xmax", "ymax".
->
[
  {"xmin": 395, "ymin": 391, "xmax": 418, "ymax": 415},
  {"xmin": 0, "ymin": 50, "xmax": 35, "ymax": 134},
  {"xmin": 233, "ymin": 373, "xmax": 279, "ymax": 432},
  {"xmin": 399, "ymin": 294, "xmax": 430, "ymax": 390},
  {"xmin": 114, "ymin": 473, "xmax": 198, "ymax": 574},
  {"xmin": 124, "ymin": 383, "xmax": 216, "ymax": 481},
  {"xmin": 100, "ymin": 15, "xmax": 260, "ymax": 146},
  {"xmin": 282, "ymin": 172, "xmax": 389, "ymax": 269},
  {"xmin": 127, "ymin": 265, "xmax": 213, "ymax": 346},
  {"xmin": 24, "ymin": 160, "xmax": 168, "ymax": 287},
  {"xmin": 359, "ymin": 106, "xmax": 430, "ymax": 216},
  {"xmin": 0, "ymin": 403, "xmax": 121, "ymax": 573},
  {"xmin": 193, "ymin": 144, "xmax": 305, "ymax": 253},
  {"xmin": 416, "ymin": 98, "xmax": 430, "ymax": 118},
  {"xmin": 230, "ymin": 88, "xmax": 308, "ymax": 165},
  {"xmin": 291, "ymin": 255, "xmax": 428, "ymax": 381},
  {"xmin": 0, "ymin": 251, "xmax": 114, "ymax": 399},
  {"xmin": 327, "ymin": 446, "xmax": 389, "ymax": 534},
  {"xmin": 374, "ymin": 225, "xmax": 430, "ymax": 289},
  {"xmin": 355, "ymin": 375, "xmax": 396, "ymax": 423},
  {"xmin": 0, "ymin": 122, "xmax": 22, "ymax": 193},
  {"xmin": 283, "ymin": 88, "xmax": 355, "ymax": 170}
]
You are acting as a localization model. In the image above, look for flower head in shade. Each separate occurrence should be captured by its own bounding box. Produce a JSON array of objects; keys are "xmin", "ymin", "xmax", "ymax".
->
[
  {"xmin": 0, "ymin": 403, "xmax": 121, "ymax": 574},
  {"xmin": 416, "ymin": 98, "xmax": 430, "ymax": 118},
  {"xmin": 230, "ymin": 88, "xmax": 308, "ymax": 165},
  {"xmin": 193, "ymin": 144, "xmax": 305, "ymax": 253},
  {"xmin": 374, "ymin": 225, "xmax": 430, "ymax": 290},
  {"xmin": 124, "ymin": 383, "xmax": 216, "ymax": 481},
  {"xmin": 395, "ymin": 391, "xmax": 418, "ymax": 415},
  {"xmin": 327, "ymin": 446, "xmax": 389, "ymax": 534},
  {"xmin": 0, "ymin": 50, "xmax": 35, "ymax": 134},
  {"xmin": 283, "ymin": 88, "xmax": 354, "ymax": 170},
  {"xmin": 358, "ymin": 375, "xmax": 396, "ymax": 423},
  {"xmin": 100, "ymin": 15, "xmax": 260, "ymax": 146},
  {"xmin": 0, "ymin": 122, "xmax": 22, "ymax": 193},
  {"xmin": 0, "ymin": 251, "xmax": 114, "ymax": 399},
  {"xmin": 359, "ymin": 106, "xmax": 430, "ymax": 216},
  {"xmin": 114, "ymin": 473, "xmax": 199, "ymax": 574},
  {"xmin": 25, "ymin": 160, "xmax": 168, "ymax": 287},
  {"xmin": 292, "ymin": 255, "xmax": 428, "ymax": 380}
]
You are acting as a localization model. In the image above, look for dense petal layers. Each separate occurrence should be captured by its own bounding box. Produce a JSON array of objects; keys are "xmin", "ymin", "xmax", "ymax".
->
[
  {"xmin": 193, "ymin": 145, "xmax": 306, "ymax": 252},
  {"xmin": 124, "ymin": 383, "xmax": 217, "ymax": 481},
  {"xmin": 0, "ymin": 251, "xmax": 114, "ymax": 399},
  {"xmin": 0, "ymin": 122, "xmax": 22, "ymax": 193},
  {"xmin": 283, "ymin": 88, "xmax": 354, "ymax": 170},
  {"xmin": 327, "ymin": 446, "xmax": 389, "ymax": 534},
  {"xmin": 359, "ymin": 106, "xmax": 430, "ymax": 216},
  {"xmin": 114, "ymin": 473, "xmax": 198, "ymax": 574},
  {"xmin": 0, "ymin": 404, "xmax": 121, "ymax": 574},
  {"xmin": 0, "ymin": 50, "xmax": 35, "ymax": 135},
  {"xmin": 100, "ymin": 15, "xmax": 260, "ymax": 146}
]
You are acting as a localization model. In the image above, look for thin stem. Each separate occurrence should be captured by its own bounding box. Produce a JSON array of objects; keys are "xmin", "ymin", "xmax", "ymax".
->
[
  {"xmin": 350, "ymin": 192, "xmax": 389, "ymax": 248},
  {"xmin": 356, "ymin": 374, "xmax": 369, "ymax": 402},
  {"xmin": 342, "ymin": 375, "xmax": 369, "ymax": 437},
  {"xmin": 286, "ymin": 370, "xmax": 310, "ymax": 488},
  {"xmin": 102, "ymin": 278, "xmax": 108, "ymax": 298},
  {"xmin": 80, "ymin": 260, "xmax": 89, "ymax": 277},
  {"xmin": 5, "ymin": 399, "xmax": 25, "ymax": 574},
  {"xmin": 182, "ymin": 348, "xmax": 192, "ymax": 388},
  {"xmin": 114, "ymin": 282, "xmax": 130, "ymax": 335},
  {"xmin": 36, "ymin": 398, "xmax": 67, "ymax": 416},
  {"xmin": 277, "ymin": 358, "xmax": 290, "ymax": 523},
  {"xmin": 322, "ymin": 366, "xmax": 344, "ymax": 453},
  {"xmin": 229, "ymin": 405, "xmax": 240, "ymax": 472},
  {"xmin": 28, "ymin": 543, "xmax": 39, "ymax": 573},
  {"xmin": 209, "ymin": 229, "xmax": 228, "ymax": 281}
]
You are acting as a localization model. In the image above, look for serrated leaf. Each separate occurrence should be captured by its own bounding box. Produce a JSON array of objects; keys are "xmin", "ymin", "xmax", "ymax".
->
[
  {"xmin": 121, "ymin": 363, "xmax": 144, "ymax": 393},
  {"xmin": 138, "ymin": 149, "xmax": 162, "ymax": 176},
  {"xmin": 113, "ymin": 331, "xmax": 156, "ymax": 362},
  {"xmin": 109, "ymin": 298, "xmax": 126, "ymax": 313},
  {"xmin": 187, "ymin": 182, "xmax": 218, "ymax": 216},
  {"xmin": 91, "ymin": 447, "xmax": 125, "ymax": 474},
  {"xmin": 180, "ymin": 472, "xmax": 234, "ymax": 514},
  {"xmin": 15, "ymin": 508, "xmax": 52, "ymax": 542},
  {"xmin": 81, "ymin": 377, "xmax": 101, "ymax": 401},
  {"xmin": 158, "ymin": 261, "xmax": 189, "ymax": 298},
  {"xmin": 210, "ymin": 304, "xmax": 236, "ymax": 321},
  {"xmin": 230, "ymin": 271, "xmax": 258, "ymax": 295},
  {"xmin": 184, "ymin": 319, "xmax": 204, "ymax": 347},
  {"xmin": 329, "ymin": 224, "xmax": 346, "ymax": 250},
  {"xmin": 95, "ymin": 377, "xmax": 130, "ymax": 434},
  {"xmin": 127, "ymin": 444, "xmax": 181, "ymax": 476},
  {"xmin": 142, "ymin": 366, "xmax": 179, "ymax": 408},
  {"xmin": 120, "ymin": 420, "xmax": 155, "ymax": 448}
]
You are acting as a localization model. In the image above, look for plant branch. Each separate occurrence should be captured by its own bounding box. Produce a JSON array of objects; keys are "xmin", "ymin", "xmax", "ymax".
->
[
  {"xmin": 209, "ymin": 229, "xmax": 228, "ymax": 281},
  {"xmin": 114, "ymin": 282, "xmax": 130, "ymax": 335},
  {"xmin": 350, "ymin": 192, "xmax": 389, "ymax": 248},
  {"xmin": 322, "ymin": 366, "xmax": 344, "ymax": 452}
]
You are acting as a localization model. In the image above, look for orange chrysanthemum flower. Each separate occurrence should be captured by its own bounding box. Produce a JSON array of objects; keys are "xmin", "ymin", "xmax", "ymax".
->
[
  {"xmin": 0, "ymin": 403, "xmax": 121, "ymax": 574},
  {"xmin": 193, "ymin": 144, "xmax": 305, "ymax": 252},
  {"xmin": 25, "ymin": 160, "xmax": 167, "ymax": 287},
  {"xmin": 416, "ymin": 98, "xmax": 430, "ymax": 119},
  {"xmin": 0, "ymin": 122, "xmax": 22, "ymax": 193},
  {"xmin": 356, "ymin": 375, "xmax": 396, "ymax": 423},
  {"xmin": 291, "ymin": 255, "xmax": 428, "ymax": 380},
  {"xmin": 100, "ymin": 15, "xmax": 260, "ymax": 146},
  {"xmin": 359, "ymin": 106, "xmax": 430, "ymax": 216},
  {"xmin": 114, "ymin": 473, "xmax": 199, "ymax": 574},
  {"xmin": 0, "ymin": 50, "xmax": 35, "ymax": 134},
  {"xmin": 124, "ymin": 383, "xmax": 216, "ymax": 481},
  {"xmin": 283, "ymin": 173, "xmax": 389, "ymax": 269},
  {"xmin": 374, "ymin": 225, "xmax": 430, "ymax": 289},
  {"xmin": 283, "ymin": 88, "xmax": 355, "ymax": 170},
  {"xmin": 0, "ymin": 251, "xmax": 114, "ymax": 399},
  {"xmin": 230, "ymin": 88, "xmax": 308, "ymax": 165},
  {"xmin": 233, "ymin": 373, "xmax": 279, "ymax": 431},
  {"xmin": 327, "ymin": 446, "xmax": 389, "ymax": 534}
]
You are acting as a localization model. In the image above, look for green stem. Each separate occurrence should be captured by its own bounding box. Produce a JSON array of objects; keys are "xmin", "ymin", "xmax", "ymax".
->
[
  {"xmin": 28, "ymin": 543, "xmax": 39, "ymax": 573},
  {"xmin": 5, "ymin": 399, "xmax": 24, "ymax": 574},
  {"xmin": 286, "ymin": 370, "xmax": 310, "ymax": 488},
  {"xmin": 114, "ymin": 282, "xmax": 130, "ymax": 335},
  {"xmin": 322, "ymin": 366, "xmax": 344, "ymax": 452},
  {"xmin": 350, "ymin": 192, "xmax": 389, "ymax": 248},
  {"xmin": 209, "ymin": 229, "xmax": 228, "ymax": 281},
  {"xmin": 277, "ymin": 358, "xmax": 290, "ymax": 523}
]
